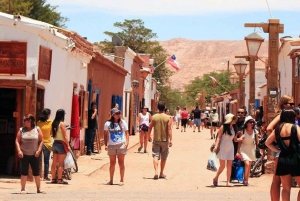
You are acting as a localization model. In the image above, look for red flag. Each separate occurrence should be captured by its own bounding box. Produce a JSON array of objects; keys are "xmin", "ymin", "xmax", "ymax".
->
[
  {"xmin": 209, "ymin": 76, "xmax": 217, "ymax": 88},
  {"xmin": 166, "ymin": 55, "xmax": 180, "ymax": 71}
]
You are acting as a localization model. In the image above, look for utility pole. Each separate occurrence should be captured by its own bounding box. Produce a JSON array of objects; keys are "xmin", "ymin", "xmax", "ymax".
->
[{"xmin": 245, "ymin": 19, "xmax": 284, "ymax": 123}]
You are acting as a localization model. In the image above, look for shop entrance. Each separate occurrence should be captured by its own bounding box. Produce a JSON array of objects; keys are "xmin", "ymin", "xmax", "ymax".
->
[{"xmin": 0, "ymin": 88, "xmax": 17, "ymax": 175}]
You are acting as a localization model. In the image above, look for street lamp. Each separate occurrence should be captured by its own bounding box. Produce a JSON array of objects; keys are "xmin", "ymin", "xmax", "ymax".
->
[
  {"xmin": 245, "ymin": 32, "xmax": 264, "ymax": 116},
  {"xmin": 233, "ymin": 59, "xmax": 248, "ymax": 108},
  {"xmin": 229, "ymin": 74, "xmax": 238, "ymax": 85}
]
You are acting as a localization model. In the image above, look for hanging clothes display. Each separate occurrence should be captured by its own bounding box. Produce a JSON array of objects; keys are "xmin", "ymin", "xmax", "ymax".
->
[{"xmin": 70, "ymin": 93, "xmax": 80, "ymax": 150}]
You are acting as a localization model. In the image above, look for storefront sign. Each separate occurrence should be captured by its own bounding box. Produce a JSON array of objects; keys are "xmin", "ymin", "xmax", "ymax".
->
[
  {"xmin": 0, "ymin": 41, "xmax": 27, "ymax": 75},
  {"xmin": 38, "ymin": 46, "xmax": 52, "ymax": 81}
]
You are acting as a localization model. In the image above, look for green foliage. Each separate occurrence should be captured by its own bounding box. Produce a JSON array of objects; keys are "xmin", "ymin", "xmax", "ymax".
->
[
  {"xmin": 0, "ymin": 0, "xmax": 68, "ymax": 28},
  {"xmin": 95, "ymin": 19, "xmax": 173, "ymax": 96},
  {"xmin": 185, "ymin": 70, "xmax": 238, "ymax": 106}
]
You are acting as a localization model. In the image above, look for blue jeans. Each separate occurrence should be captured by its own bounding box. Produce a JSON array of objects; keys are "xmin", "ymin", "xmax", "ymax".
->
[
  {"xmin": 86, "ymin": 129, "xmax": 95, "ymax": 154},
  {"xmin": 42, "ymin": 145, "xmax": 51, "ymax": 178}
]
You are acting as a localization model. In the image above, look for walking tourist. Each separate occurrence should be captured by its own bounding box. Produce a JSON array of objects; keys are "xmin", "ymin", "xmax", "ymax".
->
[
  {"xmin": 15, "ymin": 114, "xmax": 45, "ymax": 194},
  {"xmin": 86, "ymin": 102, "xmax": 98, "ymax": 155},
  {"xmin": 266, "ymin": 109, "xmax": 300, "ymax": 201},
  {"xmin": 51, "ymin": 109, "xmax": 70, "ymax": 184},
  {"xmin": 180, "ymin": 107, "xmax": 188, "ymax": 132},
  {"xmin": 37, "ymin": 108, "xmax": 52, "ymax": 181},
  {"xmin": 238, "ymin": 116, "xmax": 259, "ymax": 186},
  {"xmin": 267, "ymin": 95, "xmax": 294, "ymax": 201},
  {"xmin": 191, "ymin": 106, "xmax": 201, "ymax": 132},
  {"xmin": 212, "ymin": 113, "xmax": 238, "ymax": 187},
  {"xmin": 148, "ymin": 101, "xmax": 172, "ymax": 179},
  {"xmin": 175, "ymin": 106, "xmax": 181, "ymax": 129},
  {"xmin": 104, "ymin": 108, "xmax": 129, "ymax": 186},
  {"xmin": 210, "ymin": 107, "xmax": 219, "ymax": 139},
  {"xmin": 137, "ymin": 106, "xmax": 152, "ymax": 153}
]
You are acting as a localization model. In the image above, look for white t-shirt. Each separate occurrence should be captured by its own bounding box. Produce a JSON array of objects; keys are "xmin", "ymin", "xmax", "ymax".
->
[{"xmin": 104, "ymin": 119, "xmax": 128, "ymax": 145}]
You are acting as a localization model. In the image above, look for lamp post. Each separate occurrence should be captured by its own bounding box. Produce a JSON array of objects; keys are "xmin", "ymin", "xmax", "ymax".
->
[
  {"xmin": 233, "ymin": 59, "xmax": 248, "ymax": 109},
  {"xmin": 229, "ymin": 74, "xmax": 238, "ymax": 85},
  {"xmin": 244, "ymin": 32, "xmax": 264, "ymax": 116}
]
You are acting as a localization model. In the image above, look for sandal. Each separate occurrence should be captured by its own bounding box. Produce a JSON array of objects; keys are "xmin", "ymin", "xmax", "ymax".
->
[
  {"xmin": 37, "ymin": 190, "xmax": 46, "ymax": 194},
  {"xmin": 51, "ymin": 179, "xmax": 57, "ymax": 184},
  {"xmin": 57, "ymin": 179, "xmax": 68, "ymax": 185}
]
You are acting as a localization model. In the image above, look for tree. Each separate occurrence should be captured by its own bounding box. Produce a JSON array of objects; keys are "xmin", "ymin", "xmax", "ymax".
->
[
  {"xmin": 95, "ymin": 19, "xmax": 173, "ymax": 88},
  {"xmin": 0, "ymin": 0, "xmax": 68, "ymax": 28},
  {"xmin": 184, "ymin": 70, "xmax": 238, "ymax": 107}
]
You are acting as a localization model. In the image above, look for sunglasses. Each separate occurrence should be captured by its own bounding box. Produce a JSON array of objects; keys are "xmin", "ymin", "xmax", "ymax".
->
[
  {"xmin": 23, "ymin": 118, "xmax": 30, "ymax": 122},
  {"xmin": 284, "ymin": 102, "xmax": 295, "ymax": 106},
  {"xmin": 114, "ymin": 112, "xmax": 121, "ymax": 115},
  {"xmin": 248, "ymin": 121, "xmax": 255, "ymax": 124},
  {"xmin": 237, "ymin": 112, "xmax": 244, "ymax": 114}
]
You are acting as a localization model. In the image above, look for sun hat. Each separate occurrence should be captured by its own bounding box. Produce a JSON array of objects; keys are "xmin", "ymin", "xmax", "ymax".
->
[
  {"xmin": 224, "ymin": 113, "xmax": 235, "ymax": 124},
  {"xmin": 212, "ymin": 107, "xmax": 217, "ymax": 110},
  {"xmin": 110, "ymin": 108, "xmax": 120, "ymax": 116},
  {"xmin": 244, "ymin": 116, "xmax": 254, "ymax": 124}
]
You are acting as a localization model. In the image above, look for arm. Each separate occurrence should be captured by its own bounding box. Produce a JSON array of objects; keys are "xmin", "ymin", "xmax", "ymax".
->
[
  {"xmin": 265, "ymin": 130, "xmax": 280, "ymax": 152},
  {"xmin": 35, "ymin": 127, "xmax": 44, "ymax": 157},
  {"xmin": 91, "ymin": 108, "xmax": 97, "ymax": 120},
  {"xmin": 137, "ymin": 114, "xmax": 141, "ymax": 128},
  {"xmin": 213, "ymin": 126, "xmax": 223, "ymax": 152},
  {"xmin": 255, "ymin": 131, "xmax": 260, "ymax": 150},
  {"xmin": 267, "ymin": 115, "xmax": 280, "ymax": 136},
  {"xmin": 60, "ymin": 122, "xmax": 70, "ymax": 149},
  {"xmin": 168, "ymin": 118, "xmax": 173, "ymax": 147},
  {"xmin": 104, "ymin": 130, "xmax": 108, "ymax": 150},
  {"xmin": 148, "ymin": 121, "xmax": 154, "ymax": 142},
  {"xmin": 125, "ymin": 130, "xmax": 129, "ymax": 148},
  {"xmin": 15, "ymin": 130, "xmax": 23, "ymax": 158}
]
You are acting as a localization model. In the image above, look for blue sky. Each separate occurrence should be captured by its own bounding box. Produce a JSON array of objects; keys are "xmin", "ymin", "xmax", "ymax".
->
[{"xmin": 48, "ymin": 0, "xmax": 300, "ymax": 43}]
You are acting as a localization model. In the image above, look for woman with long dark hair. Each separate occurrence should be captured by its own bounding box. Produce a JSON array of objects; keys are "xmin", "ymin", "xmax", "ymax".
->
[
  {"xmin": 50, "ymin": 109, "xmax": 70, "ymax": 184},
  {"xmin": 15, "ymin": 114, "xmax": 44, "ymax": 194},
  {"xmin": 37, "ymin": 108, "xmax": 52, "ymax": 181},
  {"xmin": 266, "ymin": 109, "xmax": 300, "ymax": 201},
  {"xmin": 104, "ymin": 108, "xmax": 129, "ymax": 186},
  {"xmin": 213, "ymin": 113, "xmax": 238, "ymax": 187}
]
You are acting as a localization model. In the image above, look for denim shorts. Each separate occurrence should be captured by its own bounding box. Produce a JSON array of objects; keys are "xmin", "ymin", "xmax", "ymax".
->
[
  {"xmin": 194, "ymin": 118, "xmax": 201, "ymax": 126},
  {"xmin": 52, "ymin": 141, "xmax": 67, "ymax": 154}
]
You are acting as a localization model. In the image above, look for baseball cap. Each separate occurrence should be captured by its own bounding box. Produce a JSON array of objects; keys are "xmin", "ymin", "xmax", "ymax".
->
[{"xmin": 110, "ymin": 108, "xmax": 120, "ymax": 115}]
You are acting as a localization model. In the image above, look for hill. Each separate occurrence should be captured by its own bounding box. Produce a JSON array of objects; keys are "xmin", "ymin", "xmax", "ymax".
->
[{"xmin": 159, "ymin": 38, "xmax": 268, "ymax": 90}]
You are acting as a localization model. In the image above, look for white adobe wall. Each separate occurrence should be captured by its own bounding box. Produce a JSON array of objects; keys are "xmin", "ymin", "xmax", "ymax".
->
[{"xmin": 278, "ymin": 42, "xmax": 293, "ymax": 96}]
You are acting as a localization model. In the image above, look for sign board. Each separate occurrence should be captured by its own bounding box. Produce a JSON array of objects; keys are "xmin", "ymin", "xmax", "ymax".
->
[
  {"xmin": 38, "ymin": 46, "xmax": 52, "ymax": 81},
  {"xmin": 0, "ymin": 41, "xmax": 27, "ymax": 75}
]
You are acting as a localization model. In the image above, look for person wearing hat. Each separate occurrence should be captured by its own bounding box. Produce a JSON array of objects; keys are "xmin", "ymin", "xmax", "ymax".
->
[
  {"xmin": 213, "ymin": 113, "xmax": 238, "ymax": 187},
  {"xmin": 86, "ymin": 102, "xmax": 98, "ymax": 155},
  {"xmin": 209, "ymin": 107, "xmax": 219, "ymax": 139},
  {"xmin": 104, "ymin": 108, "xmax": 129, "ymax": 186},
  {"xmin": 237, "ymin": 116, "xmax": 259, "ymax": 186},
  {"xmin": 137, "ymin": 106, "xmax": 152, "ymax": 153}
]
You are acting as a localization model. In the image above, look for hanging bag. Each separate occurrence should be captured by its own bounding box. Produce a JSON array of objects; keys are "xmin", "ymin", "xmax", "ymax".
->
[
  {"xmin": 64, "ymin": 152, "xmax": 75, "ymax": 169},
  {"xmin": 206, "ymin": 152, "xmax": 219, "ymax": 171}
]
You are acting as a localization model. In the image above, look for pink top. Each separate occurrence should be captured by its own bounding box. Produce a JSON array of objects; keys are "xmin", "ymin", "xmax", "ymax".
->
[{"xmin": 181, "ymin": 110, "xmax": 189, "ymax": 119}]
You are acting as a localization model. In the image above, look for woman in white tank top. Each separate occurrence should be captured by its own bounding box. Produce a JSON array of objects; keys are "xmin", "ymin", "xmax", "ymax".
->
[{"xmin": 137, "ymin": 106, "xmax": 152, "ymax": 153}]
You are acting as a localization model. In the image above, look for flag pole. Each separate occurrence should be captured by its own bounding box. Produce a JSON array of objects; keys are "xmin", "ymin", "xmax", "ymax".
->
[
  {"xmin": 153, "ymin": 59, "xmax": 167, "ymax": 69},
  {"xmin": 215, "ymin": 80, "xmax": 230, "ymax": 92}
]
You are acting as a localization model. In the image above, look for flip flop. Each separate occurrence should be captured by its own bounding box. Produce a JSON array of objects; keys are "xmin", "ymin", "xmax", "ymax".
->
[
  {"xmin": 159, "ymin": 175, "xmax": 166, "ymax": 179},
  {"xmin": 154, "ymin": 175, "xmax": 159, "ymax": 180},
  {"xmin": 20, "ymin": 190, "xmax": 26, "ymax": 194},
  {"xmin": 213, "ymin": 178, "xmax": 218, "ymax": 186}
]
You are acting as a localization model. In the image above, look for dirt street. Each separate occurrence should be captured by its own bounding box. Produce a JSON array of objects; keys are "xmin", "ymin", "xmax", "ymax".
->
[{"xmin": 1, "ymin": 125, "xmax": 299, "ymax": 200}]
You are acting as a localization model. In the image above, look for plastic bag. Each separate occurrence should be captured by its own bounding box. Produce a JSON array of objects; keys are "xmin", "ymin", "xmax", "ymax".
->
[
  {"xmin": 207, "ymin": 152, "xmax": 219, "ymax": 171},
  {"xmin": 64, "ymin": 152, "xmax": 75, "ymax": 169}
]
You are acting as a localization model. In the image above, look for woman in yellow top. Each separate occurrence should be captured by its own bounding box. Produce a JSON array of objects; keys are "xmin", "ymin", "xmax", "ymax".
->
[
  {"xmin": 37, "ymin": 108, "xmax": 52, "ymax": 181},
  {"xmin": 50, "ymin": 109, "xmax": 70, "ymax": 184}
]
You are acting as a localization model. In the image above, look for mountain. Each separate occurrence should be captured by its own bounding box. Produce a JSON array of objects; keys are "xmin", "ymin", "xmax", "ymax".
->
[{"xmin": 159, "ymin": 38, "xmax": 268, "ymax": 90}]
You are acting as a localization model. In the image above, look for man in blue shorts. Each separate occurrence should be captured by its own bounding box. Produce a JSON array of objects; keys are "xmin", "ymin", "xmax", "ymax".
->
[{"xmin": 191, "ymin": 106, "xmax": 201, "ymax": 132}]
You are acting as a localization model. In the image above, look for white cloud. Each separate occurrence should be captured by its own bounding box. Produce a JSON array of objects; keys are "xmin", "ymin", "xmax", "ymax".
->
[{"xmin": 47, "ymin": 0, "xmax": 300, "ymax": 15}]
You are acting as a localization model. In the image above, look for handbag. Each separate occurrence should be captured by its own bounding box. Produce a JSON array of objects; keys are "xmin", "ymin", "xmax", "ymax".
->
[{"xmin": 255, "ymin": 149, "xmax": 261, "ymax": 158}]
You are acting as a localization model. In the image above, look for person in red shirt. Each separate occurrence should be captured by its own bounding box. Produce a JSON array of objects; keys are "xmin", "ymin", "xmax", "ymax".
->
[{"xmin": 180, "ymin": 107, "xmax": 189, "ymax": 132}]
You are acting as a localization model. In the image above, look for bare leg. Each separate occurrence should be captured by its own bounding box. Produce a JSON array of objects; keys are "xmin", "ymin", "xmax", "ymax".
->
[
  {"xmin": 109, "ymin": 155, "xmax": 117, "ymax": 184},
  {"xmin": 56, "ymin": 154, "xmax": 66, "ymax": 181},
  {"xmin": 51, "ymin": 154, "xmax": 58, "ymax": 181},
  {"xmin": 159, "ymin": 160, "xmax": 166, "ymax": 177},
  {"xmin": 293, "ymin": 177, "xmax": 300, "ymax": 201},
  {"xmin": 143, "ymin": 132, "xmax": 148, "ymax": 152},
  {"xmin": 34, "ymin": 175, "xmax": 41, "ymax": 192},
  {"xmin": 20, "ymin": 175, "xmax": 27, "ymax": 191},
  {"xmin": 226, "ymin": 160, "xmax": 233, "ymax": 186},
  {"xmin": 213, "ymin": 159, "xmax": 225, "ymax": 185},
  {"xmin": 117, "ymin": 154, "xmax": 125, "ymax": 182},
  {"xmin": 271, "ymin": 157, "xmax": 281, "ymax": 201},
  {"xmin": 280, "ymin": 175, "xmax": 292, "ymax": 201},
  {"xmin": 139, "ymin": 131, "xmax": 144, "ymax": 151},
  {"xmin": 153, "ymin": 157, "xmax": 159, "ymax": 177},
  {"xmin": 244, "ymin": 160, "xmax": 251, "ymax": 184}
]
